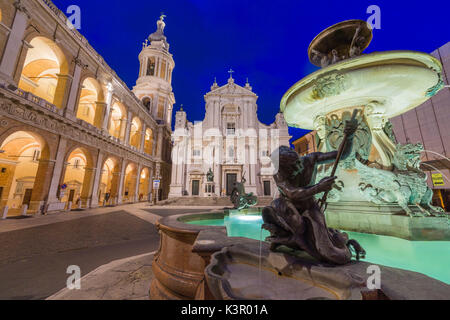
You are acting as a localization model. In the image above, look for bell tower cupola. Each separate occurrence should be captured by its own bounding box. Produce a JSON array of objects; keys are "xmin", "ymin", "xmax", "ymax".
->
[{"xmin": 133, "ymin": 14, "xmax": 175, "ymax": 127}]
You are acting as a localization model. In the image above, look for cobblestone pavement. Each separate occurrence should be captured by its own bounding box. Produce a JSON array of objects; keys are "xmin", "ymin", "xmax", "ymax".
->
[
  {"xmin": 47, "ymin": 253, "xmax": 155, "ymax": 300},
  {"xmin": 0, "ymin": 204, "xmax": 227, "ymax": 300},
  {"xmin": 0, "ymin": 210, "xmax": 159, "ymax": 300}
]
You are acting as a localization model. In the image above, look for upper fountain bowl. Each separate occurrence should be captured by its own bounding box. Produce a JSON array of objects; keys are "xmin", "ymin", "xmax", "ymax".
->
[
  {"xmin": 281, "ymin": 51, "xmax": 444, "ymax": 130},
  {"xmin": 308, "ymin": 19, "xmax": 373, "ymax": 67},
  {"xmin": 281, "ymin": 19, "xmax": 444, "ymax": 130}
]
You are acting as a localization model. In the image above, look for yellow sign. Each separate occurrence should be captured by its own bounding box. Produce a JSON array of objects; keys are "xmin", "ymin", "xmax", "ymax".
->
[{"xmin": 432, "ymin": 173, "xmax": 445, "ymax": 187}]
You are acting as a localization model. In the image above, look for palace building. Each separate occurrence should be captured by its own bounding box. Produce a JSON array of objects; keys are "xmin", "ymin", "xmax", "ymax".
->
[
  {"xmin": 169, "ymin": 74, "xmax": 291, "ymax": 198},
  {"xmin": 0, "ymin": 0, "xmax": 174, "ymax": 216}
]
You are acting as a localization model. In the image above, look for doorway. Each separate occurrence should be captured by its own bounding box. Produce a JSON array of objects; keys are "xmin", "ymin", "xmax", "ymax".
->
[
  {"xmin": 226, "ymin": 174, "xmax": 237, "ymax": 196},
  {"xmin": 192, "ymin": 180, "xmax": 200, "ymax": 196}
]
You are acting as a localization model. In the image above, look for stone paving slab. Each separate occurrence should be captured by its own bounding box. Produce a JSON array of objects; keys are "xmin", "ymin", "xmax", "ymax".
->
[
  {"xmin": 47, "ymin": 252, "xmax": 155, "ymax": 300},
  {"xmin": 0, "ymin": 203, "xmax": 161, "ymax": 234}
]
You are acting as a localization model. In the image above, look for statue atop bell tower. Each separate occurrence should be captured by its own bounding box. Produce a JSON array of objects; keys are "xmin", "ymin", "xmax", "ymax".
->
[{"xmin": 133, "ymin": 15, "xmax": 175, "ymax": 127}]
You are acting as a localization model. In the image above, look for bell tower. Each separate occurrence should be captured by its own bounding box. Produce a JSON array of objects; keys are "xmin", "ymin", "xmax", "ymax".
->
[{"xmin": 133, "ymin": 14, "xmax": 175, "ymax": 127}]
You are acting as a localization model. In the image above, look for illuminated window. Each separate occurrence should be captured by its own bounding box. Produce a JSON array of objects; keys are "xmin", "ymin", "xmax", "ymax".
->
[
  {"xmin": 147, "ymin": 57, "xmax": 155, "ymax": 76},
  {"xmin": 142, "ymin": 97, "xmax": 152, "ymax": 111}
]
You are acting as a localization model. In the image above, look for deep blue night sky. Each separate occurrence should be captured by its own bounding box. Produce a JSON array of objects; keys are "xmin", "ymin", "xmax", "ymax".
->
[{"xmin": 53, "ymin": 0, "xmax": 449, "ymax": 141}]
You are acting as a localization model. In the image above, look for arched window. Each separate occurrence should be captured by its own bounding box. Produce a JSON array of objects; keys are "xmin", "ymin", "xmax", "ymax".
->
[
  {"xmin": 142, "ymin": 97, "xmax": 152, "ymax": 111},
  {"xmin": 147, "ymin": 57, "xmax": 155, "ymax": 76}
]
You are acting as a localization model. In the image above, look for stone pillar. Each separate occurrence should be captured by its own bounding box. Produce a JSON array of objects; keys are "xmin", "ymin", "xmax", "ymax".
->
[
  {"xmin": 110, "ymin": 172, "xmax": 121, "ymax": 205},
  {"xmin": 102, "ymin": 83, "xmax": 114, "ymax": 131},
  {"xmin": 53, "ymin": 74, "xmax": 72, "ymax": 109},
  {"xmin": 44, "ymin": 137, "xmax": 68, "ymax": 210},
  {"xmin": 93, "ymin": 102, "xmax": 107, "ymax": 129},
  {"xmin": 0, "ymin": 3, "xmax": 28, "ymax": 83},
  {"xmin": 134, "ymin": 164, "xmax": 142, "ymax": 202},
  {"xmin": 140, "ymin": 123, "xmax": 147, "ymax": 152},
  {"xmin": 156, "ymin": 127, "xmax": 163, "ymax": 158},
  {"xmin": 80, "ymin": 167, "xmax": 97, "ymax": 208},
  {"xmin": 154, "ymin": 163, "xmax": 162, "ymax": 202},
  {"xmin": 148, "ymin": 167, "xmax": 154, "ymax": 202},
  {"xmin": 169, "ymin": 139, "xmax": 182, "ymax": 198},
  {"xmin": 123, "ymin": 112, "xmax": 132, "ymax": 146},
  {"xmin": 89, "ymin": 151, "xmax": 104, "ymax": 208},
  {"xmin": 30, "ymin": 160, "xmax": 56, "ymax": 214},
  {"xmin": 64, "ymin": 63, "xmax": 82, "ymax": 119},
  {"xmin": 116, "ymin": 160, "xmax": 126, "ymax": 204}
]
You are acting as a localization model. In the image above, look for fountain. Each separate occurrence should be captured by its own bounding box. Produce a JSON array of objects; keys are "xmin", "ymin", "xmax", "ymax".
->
[
  {"xmin": 280, "ymin": 19, "xmax": 449, "ymax": 240},
  {"xmin": 149, "ymin": 20, "xmax": 450, "ymax": 301}
]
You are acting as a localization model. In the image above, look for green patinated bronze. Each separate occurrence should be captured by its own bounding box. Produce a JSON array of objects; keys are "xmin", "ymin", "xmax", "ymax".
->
[{"xmin": 230, "ymin": 175, "xmax": 258, "ymax": 210}]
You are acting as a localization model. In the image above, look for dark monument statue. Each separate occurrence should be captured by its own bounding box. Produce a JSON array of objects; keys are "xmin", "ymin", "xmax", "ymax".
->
[
  {"xmin": 262, "ymin": 116, "xmax": 366, "ymax": 265},
  {"xmin": 230, "ymin": 174, "xmax": 258, "ymax": 210},
  {"xmin": 206, "ymin": 168, "xmax": 214, "ymax": 182}
]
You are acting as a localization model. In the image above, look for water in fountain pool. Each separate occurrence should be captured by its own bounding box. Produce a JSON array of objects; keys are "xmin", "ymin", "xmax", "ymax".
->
[{"xmin": 187, "ymin": 213, "xmax": 450, "ymax": 284}]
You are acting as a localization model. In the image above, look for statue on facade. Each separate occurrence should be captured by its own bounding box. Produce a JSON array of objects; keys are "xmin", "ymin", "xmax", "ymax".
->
[
  {"xmin": 206, "ymin": 168, "xmax": 214, "ymax": 182},
  {"xmin": 262, "ymin": 118, "xmax": 366, "ymax": 265},
  {"xmin": 230, "ymin": 174, "xmax": 258, "ymax": 210}
]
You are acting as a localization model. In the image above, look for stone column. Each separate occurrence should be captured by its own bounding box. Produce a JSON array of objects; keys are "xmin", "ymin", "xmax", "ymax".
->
[
  {"xmin": 29, "ymin": 160, "xmax": 56, "ymax": 214},
  {"xmin": 64, "ymin": 63, "xmax": 82, "ymax": 119},
  {"xmin": 169, "ymin": 139, "xmax": 182, "ymax": 197},
  {"xmin": 44, "ymin": 137, "xmax": 68, "ymax": 211},
  {"xmin": 139, "ymin": 123, "xmax": 147, "ymax": 152},
  {"xmin": 156, "ymin": 127, "xmax": 163, "ymax": 158},
  {"xmin": 53, "ymin": 74, "xmax": 72, "ymax": 110},
  {"xmin": 151, "ymin": 127, "xmax": 157, "ymax": 156},
  {"xmin": 154, "ymin": 163, "xmax": 162, "ymax": 201},
  {"xmin": 80, "ymin": 167, "xmax": 97, "ymax": 208},
  {"xmin": 89, "ymin": 151, "xmax": 104, "ymax": 208},
  {"xmin": 93, "ymin": 102, "xmax": 107, "ymax": 129},
  {"xmin": 116, "ymin": 160, "xmax": 126, "ymax": 204},
  {"xmin": 134, "ymin": 163, "xmax": 142, "ymax": 202},
  {"xmin": 123, "ymin": 112, "xmax": 132, "ymax": 146},
  {"xmin": 102, "ymin": 83, "xmax": 114, "ymax": 131},
  {"xmin": 0, "ymin": 3, "xmax": 28, "ymax": 83}
]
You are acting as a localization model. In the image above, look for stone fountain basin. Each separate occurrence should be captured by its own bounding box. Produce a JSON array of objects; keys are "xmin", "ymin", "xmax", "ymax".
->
[
  {"xmin": 205, "ymin": 244, "xmax": 365, "ymax": 300},
  {"xmin": 281, "ymin": 51, "xmax": 442, "ymax": 129}
]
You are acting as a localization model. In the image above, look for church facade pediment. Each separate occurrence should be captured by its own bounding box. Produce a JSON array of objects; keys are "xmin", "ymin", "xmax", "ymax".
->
[{"xmin": 206, "ymin": 82, "xmax": 257, "ymax": 98}]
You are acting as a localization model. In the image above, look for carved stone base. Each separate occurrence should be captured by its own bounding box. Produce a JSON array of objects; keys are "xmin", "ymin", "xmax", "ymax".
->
[{"xmin": 325, "ymin": 201, "xmax": 450, "ymax": 240}]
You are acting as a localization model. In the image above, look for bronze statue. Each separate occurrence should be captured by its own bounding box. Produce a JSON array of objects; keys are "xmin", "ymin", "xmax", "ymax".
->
[
  {"xmin": 206, "ymin": 168, "xmax": 214, "ymax": 182},
  {"xmin": 262, "ymin": 118, "xmax": 366, "ymax": 265},
  {"xmin": 230, "ymin": 174, "xmax": 258, "ymax": 210}
]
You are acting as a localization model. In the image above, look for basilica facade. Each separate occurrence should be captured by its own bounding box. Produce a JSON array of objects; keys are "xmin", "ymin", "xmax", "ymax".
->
[
  {"xmin": 0, "ymin": 0, "xmax": 173, "ymax": 216},
  {"xmin": 169, "ymin": 75, "xmax": 290, "ymax": 198}
]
